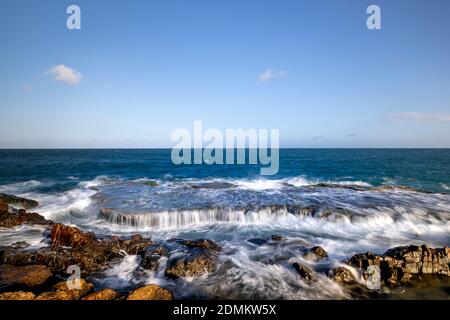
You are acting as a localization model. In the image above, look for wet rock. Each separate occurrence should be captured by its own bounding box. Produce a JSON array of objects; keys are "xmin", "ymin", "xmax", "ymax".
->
[
  {"xmin": 0, "ymin": 209, "xmax": 52, "ymax": 228},
  {"xmin": 0, "ymin": 193, "xmax": 39, "ymax": 209},
  {"xmin": 53, "ymin": 279, "xmax": 94, "ymax": 299},
  {"xmin": 270, "ymin": 235, "xmax": 284, "ymax": 241},
  {"xmin": 180, "ymin": 239, "xmax": 222, "ymax": 252},
  {"xmin": 347, "ymin": 245, "xmax": 450, "ymax": 285},
  {"xmin": 0, "ymin": 291, "xmax": 36, "ymax": 300},
  {"xmin": 142, "ymin": 244, "xmax": 170, "ymax": 271},
  {"xmin": 50, "ymin": 224, "xmax": 96, "ymax": 248},
  {"xmin": 126, "ymin": 284, "xmax": 173, "ymax": 300},
  {"xmin": 247, "ymin": 238, "xmax": 268, "ymax": 246},
  {"xmin": 1, "ymin": 225, "xmax": 153, "ymax": 275},
  {"xmin": 82, "ymin": 288, "xmax": 119, "ymax": 300},
  {"xmin": 165, "ymin": 250, "xmax": 218, "ymax": 279},
  {"xmin": 293, "ymin": 263, "xmax": 315, "ymax": 281},
  {"xmin": 0, "ymin": 264, "xmax": 52, "ymax": 288},
  {"xmin": 0, "ymin": 200, "xmax": 8, "ymax": 212},
  {"xmin": 304, "ymin": 246, "xmax": 328, "ymax": 261},
  {"xmin": 35, "ymin": 291, "xmax": 74, "ymax": 300},
  {"xmin": 332, "ymin": 267, "xmax": 356, "ymax": 284},
  {"xmin": 10, "ymin": 242, "xmax": 31, "ymax": 250}
]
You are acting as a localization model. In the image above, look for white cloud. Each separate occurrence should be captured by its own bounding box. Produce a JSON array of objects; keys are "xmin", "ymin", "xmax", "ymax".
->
[
  {"xmin": 47, "ymin": 65, "xmax": 82, "ymax": 86},
  {"xmin": 258, "ymin": 68, "xmax": 287, "ymax": 82},
  {"xmin": 389, "ymin": 112, "xmax": 450, "ymax": 122}
]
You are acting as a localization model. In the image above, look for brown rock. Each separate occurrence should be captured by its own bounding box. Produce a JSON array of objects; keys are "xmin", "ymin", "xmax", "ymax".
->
[
  {"xmin": 293, "ymin": 263, "xmax": 315, "ymax": 281},
  {"xmin": 53, "ymin": 279, "xmax": 94, "ymax": 299},
  {"xmin": 0, "ymin": 264, "xmax": 52, "ymax": 288},
  {"xmin": 0, "ymin": 200, "xmax": 8, "ymax": 212},
  {"xmin": 51, "ymin": 224, "xmax": 96, "ymax": 248},
  {"xmin": 126, "ymin": 285, "xmax": 173, "ymax": 300},
  {"xmin": 0, "ymin": 193, "xmax": 39, "ymax": 209},
  {"xmin": 332, "ymin": 267, "xmax": 356, "ymax": 284},
  {"xmin": 0, "ymin": 291, "xmax": 36, "ymax": 300},
  {"xmin": 180, "ymin": 239, "xmax": 222, "ymax": 252},
  {"xmin": 35, "ymin": 291, "xmax": 74, "ymax": 300},
  {"xmin": 0, "ymin": 209, "xmax": 52, "ymax": 228},
  {"xmin": 304, "ymin": 246, "xmax": 328, "ymax": 261},
  {"xmin": 82, "ymin": 288, "xmax": 119, "ymax": 300},
  {"xmin": 165, "ymin": 250, "xmax": 217, "ymax": 278}
]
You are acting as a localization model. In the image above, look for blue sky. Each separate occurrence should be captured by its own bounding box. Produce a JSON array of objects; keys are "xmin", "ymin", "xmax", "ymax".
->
[{"xmin": 0, "ymin": 0, "xmax": 449, "ymax": 148}]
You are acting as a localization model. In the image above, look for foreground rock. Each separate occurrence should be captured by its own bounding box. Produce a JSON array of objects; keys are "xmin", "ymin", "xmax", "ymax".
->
[
  {"xmin": 53, "ymin": 279, "xmax": 94, "ymax": 299},
  {"xmin": 82, "ymin": 288, "xmax": 119, "ymax": 300},
  {"xmin": 331, "ymin": 267, "xmax": 356, "ymax": 284},
  {"xmin": 0, "ymin": 291, "xmax": 36, "ymax": 300},
  {"xmin": 1, "ymin": 224, "xmax": 154, "ymax": 275},
  {"xmin": 0, "ymin": 208, "xmax": 52, "ymax": 228},
  {"xmin": 0, "ymin": 264, "xmax": 52, "ymax": 289},
  {"xmin": 164, "ymin": 239, "xmax": 222, "ymax": 279},
  {"xmin": 126, "ymin": 285, "xmax": 173, "ymax": 300},
  {"xmin": 293, "ymin": 263, "xmax": 316, "ymax": 281},
  {"xmin": 0, "ymin": 194, "xmax": 39, "ymax": 209},
  {"xmin": 347, "ymin": 245, "xmax": 450, "ymax": 285}
]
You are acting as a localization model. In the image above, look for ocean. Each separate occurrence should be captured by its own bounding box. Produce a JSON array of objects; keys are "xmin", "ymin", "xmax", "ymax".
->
[{"xmin": 0, "ymin": 148, "xmax": 449, "ymax": 299}]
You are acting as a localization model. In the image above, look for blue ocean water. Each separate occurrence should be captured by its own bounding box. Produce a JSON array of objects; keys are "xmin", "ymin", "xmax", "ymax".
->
[{"xmin": 0, "ymin": 149, "xmax": 449, "ymax": 193}]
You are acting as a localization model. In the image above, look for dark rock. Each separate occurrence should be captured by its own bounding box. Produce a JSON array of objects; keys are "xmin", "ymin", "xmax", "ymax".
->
[
  {"xmin": 165, "ymin": 249, "xmax": 218, "ymax": 279},
  {"xmin": 180, "ymin": 239, "xmax": 222, "ymax": 252},
  {"xmin": 0, "ymin": 264, "xmax": 52, "ymax": 288},
  {"xmin": 270, "ymin": 235, "xmax": 284, "ymax": 241},
  {"xmin": 293, "ymin": 263, "xmax": 315, "ymax": 281},
  {"xmin": 0, "ymin": 209, "xmax": 52, "ymax": 228},
  {"xmin": 0, "ymin": 193, "xmax": 39, "ymax": 209},
  {"xmin": 247, "ymin": 238, "xmax": 268, "ymax": 246},
  {"xmin": 346, "ymin": 245, "xmax": 450, "ymax": 285}
]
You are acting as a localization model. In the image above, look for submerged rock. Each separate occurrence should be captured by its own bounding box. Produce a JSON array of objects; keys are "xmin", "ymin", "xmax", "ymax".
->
[
  {"xmin": 0, "ymin": 264, "xmax": 52, "ymax": 288},
  {"xmin": 126, "ymin": 285, "xmax": 173, "ymax": 300},
  {"xmin": 293, "ymin": 263, "xmax": 316, "ymax": 281},
  {"xmin": 0, "ymin": 193, "xmax": 39, "ymax": 209},
  {"xmin": 82, "ymin": 288, "xmax": 119, "ymax": 300}
]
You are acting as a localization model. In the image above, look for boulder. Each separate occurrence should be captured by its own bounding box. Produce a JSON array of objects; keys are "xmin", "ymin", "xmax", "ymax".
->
[
  {"xmin": 332, "ymin": 267, "xmax": 356, "ymax": 284},
  {"xmin": 53, "ymin": 279, "xmax": 94, "ymax": 299},
  {"xmin": 0, "ymin": 209, "xmax": 52, "ymax": 228},
  {"xmin": 0, "ymin": 264, "xmax": 52, "ymax": 288},
  {"xmin": 35, "ymin": 291, "xmax": 74, "ymax": 300},
  {"xmin": 0, "ymin": 291, "xmax": 36, "ymax": 300},
  {"xmin": 346, "ymin": 245, "xmax": 450, "ymax": 285},
  {"xmin": 126, "ymin": 285, "xmax": 173, "ymax": 300},
  {"xmin": 304, "ymin": 246, "xmax": 328, "ymax": 261},
  {"xmin": 50, "ymin": 224, "xmax": 96, "ymax": 248},
  {"xmin": 0, "ymin": 193, "xmax": 39, "ymax": 209},
  {"xmin": 82, "ymin": 288, "xmax": 119, "ymax": 300},
  {"xmin": 165, "ymin": 250, "xmax": 217, "ymax": 278}
]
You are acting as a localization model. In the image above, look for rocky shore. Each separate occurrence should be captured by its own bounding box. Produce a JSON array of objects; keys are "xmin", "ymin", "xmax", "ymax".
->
[{"xmin": 1, "ymin": 193, "xmax": 449, "ymax": 300}]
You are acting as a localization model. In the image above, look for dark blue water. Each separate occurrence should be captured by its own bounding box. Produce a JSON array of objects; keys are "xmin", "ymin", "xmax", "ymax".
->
[{"xmin": 0, "ymin": 149, "xmax": 449, "ymax": 193}]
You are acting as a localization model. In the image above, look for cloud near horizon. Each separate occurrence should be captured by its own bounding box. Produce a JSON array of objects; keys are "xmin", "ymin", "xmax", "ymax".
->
[
  {"xmin": 258, "ymin": 68, "xmax": 287, "ymax": 82},
  {"xmin": 389, "ymin": 112, "xmax": 450, "ymax": 123},
  {"xmin": 47, "ymin": 65, "xmax": 82, "ymax": 86}
]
